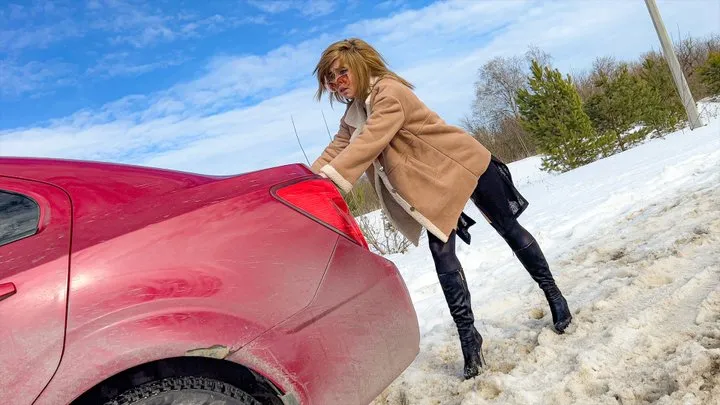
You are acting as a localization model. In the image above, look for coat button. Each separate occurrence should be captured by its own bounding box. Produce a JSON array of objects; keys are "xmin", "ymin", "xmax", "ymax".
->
[
  {"xmin": 410, "ymin": 206, "xmax": 416, "ymax": 212},
  {"xmin": 379, "ymin": 167, "xmax": 384, "ymax": 172},
  {"xmin": 392, "ymin": 189, "xmax": 397, "ymax": 193}
]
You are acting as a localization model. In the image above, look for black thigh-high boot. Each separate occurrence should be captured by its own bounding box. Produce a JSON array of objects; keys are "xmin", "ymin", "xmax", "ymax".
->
[
  {"xmin": 513, "ymin": 237, "xmax": 572, "ymax": 333},
  {"xmin": 429, "ymin": 231, "xmax": 486, "ymax": 379},
  {"xmin": 470, "ymin": 158, "xmax": 571, "ymax": 333}
]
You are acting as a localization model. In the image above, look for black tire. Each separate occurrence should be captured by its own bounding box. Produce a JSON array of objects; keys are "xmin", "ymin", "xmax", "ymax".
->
[{"xmin": 104, "ymin": 376, "xmax": 262, "ymax": 405}]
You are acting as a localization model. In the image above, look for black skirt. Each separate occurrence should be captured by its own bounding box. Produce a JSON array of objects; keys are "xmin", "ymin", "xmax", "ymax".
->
[
  {"xmin": 456, "ymin": 155, "xmax": 529, "ymax": 244},
  {"xmin": 485, "ymin": 155, "xmax": 529, "ymax": 219}
]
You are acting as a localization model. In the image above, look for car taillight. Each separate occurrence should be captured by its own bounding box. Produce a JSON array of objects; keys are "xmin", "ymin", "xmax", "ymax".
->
[{"xmin": 274, "ymin": 179, "xmax": 369, "ymax": 249}]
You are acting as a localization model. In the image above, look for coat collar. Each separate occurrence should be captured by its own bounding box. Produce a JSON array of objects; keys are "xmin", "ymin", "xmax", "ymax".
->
[
  {"xmin": 343, "ymin": 98, "xmax": 366, "ymax": 130},
  {"xmin": 343, "ymin": 76, "xmax": 380, "ymax": 130}
]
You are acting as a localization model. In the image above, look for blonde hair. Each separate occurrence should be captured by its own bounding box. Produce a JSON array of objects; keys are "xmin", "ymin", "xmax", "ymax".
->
[{"xmin": 313, "ymin": 38, "xmax": 414, "ymax": 104}]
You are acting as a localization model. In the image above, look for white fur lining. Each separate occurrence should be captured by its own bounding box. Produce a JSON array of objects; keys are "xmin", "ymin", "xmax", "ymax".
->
[
  {"xmin": 373, "ymin": 161, "xmax": 449, "ymax": 243},
  {"xmin": 372, "ymin": 167, "xmax": 419, "ymax": 246},
  {"xmin": 343, "ymin": 76, "xmax": 378, "ymax": 137},
  {"xmin": 320, "ymin": 164, "xmax": 353, "ymax": 194},
  {"xmin": 343, "ymin": 100, "xmax": 366, "ymax": 135}
]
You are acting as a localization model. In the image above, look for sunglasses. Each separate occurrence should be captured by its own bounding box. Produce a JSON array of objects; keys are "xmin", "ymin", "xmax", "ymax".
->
[{"xmin": 324, "ymin": 68, "xmax": 350, "ymax": 93}]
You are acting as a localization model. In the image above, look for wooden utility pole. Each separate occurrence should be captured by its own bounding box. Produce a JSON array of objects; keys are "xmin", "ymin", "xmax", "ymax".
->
[{"xmin": 644, "ymin": 0, "xmax": 703, "ymax": 129}]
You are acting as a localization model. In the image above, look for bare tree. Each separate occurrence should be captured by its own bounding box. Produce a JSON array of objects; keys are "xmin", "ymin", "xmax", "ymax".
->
[
  {"xmin": 591, "ymin": 56, "xmax": 620, "ymax": 81},
  {"xmin": 468, "ymin": 46, "xmax": 552, "ymax": 162},
  {"xmin": 572, "ymin": 68, "xmax": 597, "ymax": 102},
  {"xmin": 346, "ymin": 178, "xmax": 410, "ymax": 255},
  {"xmin": 674, "ymin": 33, "xmax": 720, "ymax": 98},
  {"xmin": 356, "ymin": 211, "xmax": 411, "ymax": 255},
  {"xmin": 675, "ymin": 35, "xmax": 704, "ymax": 76},
  {"xmin": 472, "ymin": 55, "xmax": 526, "ymax": 126},
  {"xmin": 700, "ymin": 34, "xmax": 720, "ymax": 55},
  {"xmin": 525, "ymin": 45, "xmax": 553, "ymax": 68},
  {"xmin": 572, "ymin": 56, "xmax": 622, "ymax": 102},
  {"xmin": 472, "ymin": 47, "xmax": 554, "ymax": 125}
]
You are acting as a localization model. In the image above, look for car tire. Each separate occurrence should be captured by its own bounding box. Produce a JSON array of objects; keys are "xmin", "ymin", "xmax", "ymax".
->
[{"xmin": 103, "ymin": 376, "xmax": 262, "ymax": 405}]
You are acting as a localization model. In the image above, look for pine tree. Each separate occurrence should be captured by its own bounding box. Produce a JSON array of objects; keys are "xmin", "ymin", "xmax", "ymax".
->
[
  {"xmin": 517, "ymin": 60, "xmax": 610, "ymax": 173},
  {"xmin": 639, "ymin": 54, "xmax": 685, "ymax": 135},
  {"xmin": 699, "ymin": 51, "xmax": 720, "ymax": 96},
  {"xmin": 584, "ymin": 65, "xmax": 654, "ymax": 153}
]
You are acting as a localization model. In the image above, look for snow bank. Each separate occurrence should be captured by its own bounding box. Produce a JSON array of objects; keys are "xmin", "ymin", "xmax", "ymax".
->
[{"xmin": 371, "ymin": 107, "xmax": 720, "ymax": 405}]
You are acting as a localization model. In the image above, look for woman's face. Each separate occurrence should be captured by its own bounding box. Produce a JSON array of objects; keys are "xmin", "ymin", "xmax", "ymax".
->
[{"xmin": 327, "ymin": 58, "xmax": 355, "ymax": 99}]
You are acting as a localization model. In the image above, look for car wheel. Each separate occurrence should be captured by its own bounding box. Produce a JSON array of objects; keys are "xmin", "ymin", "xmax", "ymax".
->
[{"xmin": 104, "ymin": 376, "xmax": 262, "ymax": 405}]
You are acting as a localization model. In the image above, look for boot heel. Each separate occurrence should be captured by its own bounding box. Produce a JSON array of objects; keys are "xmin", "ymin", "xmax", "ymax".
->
[
  {"xmin": 478, "ymin": 345, "xmax": 487, "ymax": 368},
  {"xmin": 474, "ymin": 329, "xmax": 487, "ymax": 368},
  {"xmin": 547, "ymin": 294, "xmax": 572, "ymax": 333}
]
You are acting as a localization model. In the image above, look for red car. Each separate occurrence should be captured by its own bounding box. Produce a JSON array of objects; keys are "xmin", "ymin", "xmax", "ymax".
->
[{"xmin": 0, "ymin": 158, "xmax": 420, "ymax": 405}]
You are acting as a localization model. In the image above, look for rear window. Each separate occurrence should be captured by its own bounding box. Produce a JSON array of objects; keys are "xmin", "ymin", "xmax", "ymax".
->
[{"xmin": 0, "ymin": 190, "xmax": 40, "ymax": 247}]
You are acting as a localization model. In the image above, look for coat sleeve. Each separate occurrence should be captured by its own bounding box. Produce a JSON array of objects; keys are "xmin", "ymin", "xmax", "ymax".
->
[
  {"xmin": 319, "ymin": 90, "xmax": 405, "ymax": 193},
  {"xmin": 310, "ymin": 119, "xmax": 352, "ymax": 173}
]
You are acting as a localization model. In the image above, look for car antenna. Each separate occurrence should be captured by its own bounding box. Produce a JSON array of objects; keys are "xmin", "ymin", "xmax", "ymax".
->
[
  {"xmin": 321, "ymin": 110, "xmax": 333, "ymax": 142},
  {"xmin": 290, "ymin": 115, "xmax": 311, "ymax": 166}
]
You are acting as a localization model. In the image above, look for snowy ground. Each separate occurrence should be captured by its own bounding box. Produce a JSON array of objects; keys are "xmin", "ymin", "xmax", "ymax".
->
[{"xmin": 371, "ymin": 105, "xmax": 720, "ymax": 405}]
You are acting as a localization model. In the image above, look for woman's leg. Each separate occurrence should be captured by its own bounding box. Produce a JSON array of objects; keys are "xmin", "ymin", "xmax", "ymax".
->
[
  {"xmin": 470, "ymin": 162, "xmax": 572, "ymax": 333},
  {"xmin": 428, "ymin": 230, "xmax": 485, "ymax": 379}
]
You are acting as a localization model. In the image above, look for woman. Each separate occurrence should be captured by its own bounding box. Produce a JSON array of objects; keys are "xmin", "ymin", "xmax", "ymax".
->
[{"xmin": 310, "ymin": 38, "xmax": 572, "ymax": 380}]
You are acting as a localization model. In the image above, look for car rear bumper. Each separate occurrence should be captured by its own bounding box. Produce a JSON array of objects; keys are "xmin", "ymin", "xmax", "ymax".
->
[{"xmin": 229, "ymin": 237, "xmax": 420, "ymax": 405}]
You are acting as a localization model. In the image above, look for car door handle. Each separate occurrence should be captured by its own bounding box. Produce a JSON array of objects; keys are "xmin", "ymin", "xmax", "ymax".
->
[{"xmin": 0, "ymin": 283, "xmax": 16, "ymax": 302}]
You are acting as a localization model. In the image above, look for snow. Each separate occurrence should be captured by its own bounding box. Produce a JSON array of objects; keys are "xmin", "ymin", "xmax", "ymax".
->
[{"xmin": 370, "ymin": 104, "xmax": 720, "ymax": 405}]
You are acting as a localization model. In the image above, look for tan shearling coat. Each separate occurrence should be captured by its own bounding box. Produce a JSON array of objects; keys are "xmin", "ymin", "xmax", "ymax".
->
[{"xmin": 311, "ymin": 77, "xmax": 491, "ymax": 245}]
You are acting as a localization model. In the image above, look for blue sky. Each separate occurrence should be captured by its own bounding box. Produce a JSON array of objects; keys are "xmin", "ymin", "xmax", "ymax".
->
[
  {"xmin": 1, "ymin": 0, "xmax": 431, "ymax": 126},
  {"xmin": 1, "ymin": 0, "xmax": 719, "ymax": 175}
]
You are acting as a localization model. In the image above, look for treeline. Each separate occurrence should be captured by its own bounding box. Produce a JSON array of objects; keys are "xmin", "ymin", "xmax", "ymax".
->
[{"xmin": 463, "ymin": 34, "xmax": 720, "ymax": 172}]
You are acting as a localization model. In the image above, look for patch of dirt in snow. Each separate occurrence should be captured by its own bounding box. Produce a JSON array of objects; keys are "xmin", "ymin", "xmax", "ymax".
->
[{"xmin": 372, "ymin": 183, "xmax": 720, "ymax": 405}]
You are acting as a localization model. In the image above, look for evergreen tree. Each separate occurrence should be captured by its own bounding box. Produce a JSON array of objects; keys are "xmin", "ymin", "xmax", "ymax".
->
[
  {"xmin": 699, "ymin": 51, "xmax": 720, "ymax": 96},
  {"xmin": 639, "ymin": 54, "xmax": 685, "ymax": 135},
  {"xmin": 584, "ymin": 65, "xmax": 654, "ymax": 153},
  {"xmin": 517, "ymin": 60, "xmax": 609, "ymax": 173}
]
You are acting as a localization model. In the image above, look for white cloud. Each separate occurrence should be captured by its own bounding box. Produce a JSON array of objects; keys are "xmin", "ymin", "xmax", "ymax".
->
[
  {"xmin": 2, "ymin": 1, "xmax": 66, "ymax": 21},
  {"xmin": 0, "ymin": 1, "xmax": 269, "ymax": 100},
  {"xmin": 86, "ymin": 51, "xmax": 191, "ymax": 78},
  {"xmin": 0, "ymin": 2, "xmax": 86, "ymax": 51},
  {"xmin": 181, "ymin": 14, "xmax": 229, "ymax": 36},
  {"xmin": 110, "ymin": 26, "xmax": 177, "ymax": 48},
  {"xmin": 0, "ymin": 59, "xmax": 75, "ymax": 97},
  {"xmin": 7, "ymin": 3, "xmax": 28, "ymax": 20},
  {"xmin": 86, "ymin": 0, "xmax": 102, "ymax": 10},
  {"xmin": 104, "ymin": 11, "xmax": 267, "ymax": 48},
  {"xmin": 301, "ymin": 0, "xmax": 336, "ymax": 17},
  {"xmin": 89, "ymin": 1, "xmax": 182, "ymax": 48},
  {"xmin": 0, "ymin": 0, "xmax": 265, "ymax": 51},
  {"xmin": 248, "ymin": 0, "xmax": 336, "ymax": 17},
  {"xmin": 248, "ymin": 0, "xmax": 295, "ymax": 14},
  {"xmin": 2, "ymin": 0, "xmax": 719, "ymax": 175},
  {"xmin": 375, "ymin": 0, "xmax": 408, "ymax": 10},
  {"xmin": 0, "ymin": 20, "xmax": 82, "ymax": 51},
  {"xmin": 346, "ymin": 0, "xmax": 528, "ymax": 43}
]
